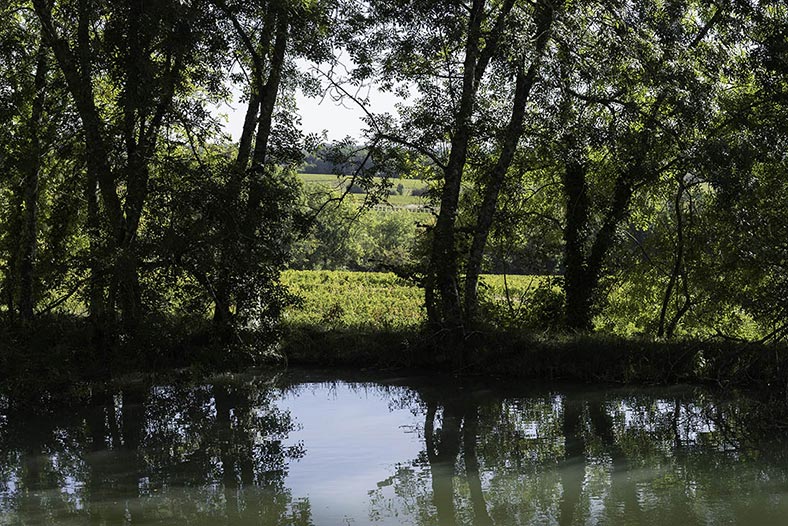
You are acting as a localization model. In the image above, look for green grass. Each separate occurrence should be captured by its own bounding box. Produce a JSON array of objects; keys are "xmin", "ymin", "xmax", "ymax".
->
[
  {"xmin": 339, "ymin": 193, "xmax": 427, "ymax": 207},
  {"xmin": 299, "ymin": 173, "xmax": 347, "ymax": 188},
  {"xmin": 282, "ymin": 270, "xmax": 424, "ymax": 330},
  {"xmin": 299, "ymin": 173, "xmax": 426, "ymax": 191},
  {"xmin": 383, "ymin": 194, "xmax": 427, "ymax": 206},
  {"xmin": 298, "ymin": 173, "xmax": 431, "ymax": 209},
  {"xmin": 281, "ymin": 270, "xmax": 548, "ymax": 331}
]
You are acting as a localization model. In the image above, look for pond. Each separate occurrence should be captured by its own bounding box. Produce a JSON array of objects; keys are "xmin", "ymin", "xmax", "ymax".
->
[{"xmin": 1, "ymin": 370, "xmax": 787, "ymax": 525}]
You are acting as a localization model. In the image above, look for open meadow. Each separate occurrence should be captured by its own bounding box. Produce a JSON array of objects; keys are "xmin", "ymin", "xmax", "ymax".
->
[
  {"xmin": 298, "ymin": 173, "xmax": 430, "ymax": 209},
  {"xmin": 281, "ymin": 270, "xmax": 553, "ymax": 330}
]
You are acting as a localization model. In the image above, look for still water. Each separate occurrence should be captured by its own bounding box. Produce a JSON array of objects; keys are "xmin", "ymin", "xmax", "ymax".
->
[{"xmin": 1, "ymin": 370, "xmax": 787, "ymax": 525}]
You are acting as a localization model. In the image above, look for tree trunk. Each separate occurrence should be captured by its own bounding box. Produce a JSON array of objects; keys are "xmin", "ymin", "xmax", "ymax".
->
[
  {"xmin": 19, "ymin": 48, "xmax": 48, "ymax": 322},
  {"xmin": 4, "ymin": 193, "xmax": 21, "ymax": 322},
  {"xmin": 659, "ymin": 178, "xmax": 693, "ymax": 338},
  {"xmin": 464, "ymin": 1, "xmax": 557, "ymax": 320},
  {"xmin": 116, "ymin": 247, "xmax": 142, "ymax": 330},
  {"xmin": 658, "ymin": 182, "xmax": 683, "ymax": 337},
  {"xmin": 212, "ymin": 291, "xmax": 233, "ymax": 336},
  {"xmin": 86, "ymin": 166, "xmax": 106, "ymax": 325},
  {"xmin": 426, "ymin": 0, "xmax": 486, "ymax": 333},
  {"xmin": 235, "ymin": 89, "xmax": 262, "ymax": 174},
  {"xmin": 562, "ymin": 155, "xmax": 594, "ymax": 331}
]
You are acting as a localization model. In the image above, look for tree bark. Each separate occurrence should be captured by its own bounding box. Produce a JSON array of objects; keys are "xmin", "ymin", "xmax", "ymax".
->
[
  {"xmin": 86, "ymin": 161, "xmax": 106, "ymax": 325},
  {"xmin": 426, "ymin": 0, "xmax": 486, "ymax": 333},
  {"xmin": 4, "ymin": 193, "xmax": 21, "ymax": 321},
  {"xmin": 18, "ymin": 48, "xmax": 48, "ymax": 322},
  {"xmin": 463, "ymin": 0, "xmax": 558, "ymax": 321},
  {"xmin": 562, "ymin": 153, "xmax": 593, "ymax": 331}
]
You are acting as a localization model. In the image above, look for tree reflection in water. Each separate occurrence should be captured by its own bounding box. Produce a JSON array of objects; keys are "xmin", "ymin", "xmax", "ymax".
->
[
  {"xmin": 2, "ymin": 376, "xmax": 788, "ymax": 525},
  {"xmin": 0, "ymin": 376, "xmax": 310, "ymax": 525},
  {"xmin": 368, "ymin": 383, "xmax": 788, "ymax": 526}
]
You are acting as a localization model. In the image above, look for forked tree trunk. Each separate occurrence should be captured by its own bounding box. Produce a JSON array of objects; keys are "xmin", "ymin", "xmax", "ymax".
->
[
  {"xmin": 245, "ymin": 6, "xmax": 289, "ymax": 218},
  {"xmin": 426, "ymin": 0, "xmax": 486, "ymax": 333},
  {"xmin": 463, "ymin": 0, "xmax": 558, "ymax": 321},
  {"xmin": 562, "ymin": 153, "xmax": 636, "ymax": 332},
  {"xmin": 211, "ymin": 5, "xmax": 287, "ymax": 336}
]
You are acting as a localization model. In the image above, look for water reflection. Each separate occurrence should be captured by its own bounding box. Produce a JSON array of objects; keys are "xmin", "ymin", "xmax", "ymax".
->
[
  {"xmin": 1, "ymin": 374, "xmax": 787, "ymax": 525},
  {"xmin": 0, "ymin": 377, "xmax": 309, "ymax": 525},
  {"xmin": 367, "ymin": 383, "xmax": 788, "ymax": 526}
]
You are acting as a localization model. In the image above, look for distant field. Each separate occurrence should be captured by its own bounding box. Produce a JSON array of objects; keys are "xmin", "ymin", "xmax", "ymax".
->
[
  {"xmin": 298, "ymin": 173, "xmax": 430, "ymax": 208},
  {"xmin": 281, "ymin": 270, "xmax": 547, "ymax": 330},
  {"xmin": 299, "ymin": 173, "xmax": 426, "ymax": 190}
]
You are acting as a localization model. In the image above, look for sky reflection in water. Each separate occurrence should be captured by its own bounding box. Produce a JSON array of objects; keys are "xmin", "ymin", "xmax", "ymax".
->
[{"xmin": 1, "ymin": 372, "xmax": 787, "ymax": 525}]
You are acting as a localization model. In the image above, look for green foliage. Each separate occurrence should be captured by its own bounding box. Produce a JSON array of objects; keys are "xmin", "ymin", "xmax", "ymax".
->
[
  {"xmin": 291, "ymin": 187, "xmax": 431, "ymax": 272},
  {"xmin": 281, "ymin": 270, "xmax": 424, "ymax": 330},
  {"xmin": 476, "ymin": 276, "xmax": 565, "ymax": 332}
]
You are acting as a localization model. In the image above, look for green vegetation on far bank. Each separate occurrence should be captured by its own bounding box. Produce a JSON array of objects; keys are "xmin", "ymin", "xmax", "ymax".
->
[
  {"xmin": 279, "ymin": 270, "xmax": 788, "ymax": 400},
  {"xmin": 281, "ymin": 270, "xmax": 557, "ymax": 331},
  {"xmin": 282, "ymin": 270, "xmax": 424, "ymax": 330},
  {"xmin": 298, "ymin": 173, "xmax": 430, "ymax": 208}
]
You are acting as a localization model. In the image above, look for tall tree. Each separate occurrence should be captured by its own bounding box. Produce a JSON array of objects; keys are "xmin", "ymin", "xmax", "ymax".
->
[
  {"xmin": 342, "ymin": 0, "xmax": 564, "ymax": 346},
  {"xmin": 32, "ymin": 0, "xmax": 228, "ymax": 331},
  {"xmin": 553, "ymin": 0, "xmax": 728, "ymax": 330}
]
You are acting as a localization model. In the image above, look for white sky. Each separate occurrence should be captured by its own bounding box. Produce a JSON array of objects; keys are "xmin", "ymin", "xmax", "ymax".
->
[{"xmin": 216, "ymin": 82, "xmax": 401, "ymax": 143}]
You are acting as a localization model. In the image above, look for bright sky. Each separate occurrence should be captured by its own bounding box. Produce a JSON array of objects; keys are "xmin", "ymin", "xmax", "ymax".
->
[{"xmin": 216, "ymin": 82, "xmax": 401, "ymax": 143}]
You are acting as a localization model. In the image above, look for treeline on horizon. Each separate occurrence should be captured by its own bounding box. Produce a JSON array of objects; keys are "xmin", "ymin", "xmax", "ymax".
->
[{"xmin": 0, "ymin": 0, "xmax": 786, "ymax": 359}]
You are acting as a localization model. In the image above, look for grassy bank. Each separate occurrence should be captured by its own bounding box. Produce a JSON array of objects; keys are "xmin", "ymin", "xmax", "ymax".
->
[
  {"xmin": 280, "ymin": 269, "xmax": 550, "ymax": 331},
  {"xmin": 2, "ymin": 270, "xmax": 786, "ymax": 401},
  {"xmin": 281, "ymin": 270, "xmax": 424, "ymax": 330},
  {"xmin": 280, "ymin": 270, "xmax": 788, "ymax": 399}
]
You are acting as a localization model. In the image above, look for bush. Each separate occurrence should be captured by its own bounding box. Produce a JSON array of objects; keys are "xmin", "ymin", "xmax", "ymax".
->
[{"xmin": 477, "ymin": 275, "xmax": 564, "ymax": 331}]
